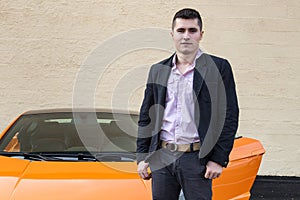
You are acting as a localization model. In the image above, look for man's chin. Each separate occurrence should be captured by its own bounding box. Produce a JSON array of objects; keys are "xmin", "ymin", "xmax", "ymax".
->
[{"xmin": 179, "ymin": 49, "xmax": 196, "ymax": 55}]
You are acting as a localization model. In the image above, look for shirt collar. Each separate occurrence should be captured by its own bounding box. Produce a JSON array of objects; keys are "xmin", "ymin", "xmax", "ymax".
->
[{"xmin": 172, "ymin": 49, "xmax": 203, "ymax": 71}]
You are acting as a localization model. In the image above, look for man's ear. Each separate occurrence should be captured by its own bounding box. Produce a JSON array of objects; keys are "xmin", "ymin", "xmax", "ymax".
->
[{"xmin": 200, "ymin": 30, "xmax": 204, "ymax": 40}]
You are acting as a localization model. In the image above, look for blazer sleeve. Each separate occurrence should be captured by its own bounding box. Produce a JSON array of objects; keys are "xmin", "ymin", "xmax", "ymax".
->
[
  {"xmin": 209, "ymin": 59, "xmax": 239, "ymax": 167},
  {"xmin": 136, "ymin": 67, "xmax": 155, "ymax": 163}
]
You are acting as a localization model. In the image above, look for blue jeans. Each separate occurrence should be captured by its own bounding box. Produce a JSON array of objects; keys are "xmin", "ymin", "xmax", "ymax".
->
[{"xmin": 149, "ymin": 149, "xmax": 212, "ymax": 200}]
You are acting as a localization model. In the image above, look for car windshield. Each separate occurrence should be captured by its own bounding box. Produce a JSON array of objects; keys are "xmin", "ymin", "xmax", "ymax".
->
[{"xmin": 0, "ymin": 112, "xmax": 138, "ymax": 155}]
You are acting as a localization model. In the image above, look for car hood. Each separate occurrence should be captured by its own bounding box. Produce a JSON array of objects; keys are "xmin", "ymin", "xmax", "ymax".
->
[{"xmin": 0, "ymin": 156, "xmax": 151, "ymax": 200}]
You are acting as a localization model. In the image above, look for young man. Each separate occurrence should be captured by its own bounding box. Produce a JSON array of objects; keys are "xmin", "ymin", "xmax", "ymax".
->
[{"xmin": 137, "ymin": 8, "xmax": 239, "ymax": 200}]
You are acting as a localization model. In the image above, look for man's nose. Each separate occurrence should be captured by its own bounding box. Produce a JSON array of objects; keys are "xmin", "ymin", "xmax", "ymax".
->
[{"xmin": 183, "ymin": 31, "xmax": 190, "ymax": 40}]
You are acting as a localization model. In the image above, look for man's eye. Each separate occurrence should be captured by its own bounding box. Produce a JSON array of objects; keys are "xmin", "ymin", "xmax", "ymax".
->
[
  {"xmin": 189, "ymin": 28, "xmax": 198, "ymax": 33},
  {"xmin": 177, "ymin": 29, "xmax": 185, "ymax": 33}
]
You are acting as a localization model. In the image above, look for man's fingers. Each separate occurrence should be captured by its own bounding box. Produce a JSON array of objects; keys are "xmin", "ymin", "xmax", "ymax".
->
[
  {"xmin": 205, "ymin": 169, "xmax": 221, "ymax": 179},
  {"xmin": 205, "ymin": 171, "xmax": 214, "ymax": 179},
  {"xmin": 139, "ymin": 170, "xmax": 151, "ymax": 179},
  {"xmin": 211, "ymin": 172, "xmax": 220, "ymax": 179},
  {"xmin": 204, "ymin": 170, "xmax": 210, "ymax": 179},
  {"xmin": 140, "ymin": 170, "xmax": 148, "ymax": 178},
  {"xmin": 137, "ymin": 161, "xmax": 151, "ymax": 180},
  {"xmin": 142, "ymin": 170, "xmax": 151, "ymax": 179},
  {"xmin": 205, "ymin": 161, "xmax": 223, "ymax": 179}
]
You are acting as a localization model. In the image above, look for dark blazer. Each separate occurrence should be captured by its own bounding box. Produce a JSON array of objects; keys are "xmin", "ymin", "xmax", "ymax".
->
[{"xmin": 137, "ymin": 53, "xmax": 239, "ymax": 167}]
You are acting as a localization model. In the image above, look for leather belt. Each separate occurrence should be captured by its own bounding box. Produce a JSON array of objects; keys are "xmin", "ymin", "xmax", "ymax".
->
[{"xmin": 161, "ymin": 141, "xmax": 201, "ymax": 152}]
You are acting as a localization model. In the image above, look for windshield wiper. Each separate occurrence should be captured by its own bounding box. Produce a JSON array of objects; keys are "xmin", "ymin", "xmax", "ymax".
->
[
  {"xmin": 94, "ymin": 152, "xmax": 136, "ymax": 162},
  {"xmin": 0, "ymin": 152, "xmax": 63, "ymax": 161},
  {"xmin": 24, "ymin": 153, "xmax": 63, "ymax": 161},
  {"xmin": 71, "ymin": 152, "xmax": 136, "ymax": 162},
  {"xmin": 0, "ymin": 151, "xmax": 137, "ymax": 162}
]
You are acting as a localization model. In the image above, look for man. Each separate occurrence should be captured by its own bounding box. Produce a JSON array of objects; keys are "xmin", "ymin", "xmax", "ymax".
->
[{"xmin": 137, "ymin": 8, "xmax": 239, "ymax": 200}]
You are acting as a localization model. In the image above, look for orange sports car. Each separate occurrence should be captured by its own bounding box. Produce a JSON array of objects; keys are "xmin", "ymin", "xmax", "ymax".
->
[{"xmin": 0, "ymin": 108, "xmax": 265, "ymax": 200}]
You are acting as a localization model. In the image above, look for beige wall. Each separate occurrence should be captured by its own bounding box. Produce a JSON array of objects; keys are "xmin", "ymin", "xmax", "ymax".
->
[{"xmin": 0, "ymin": 0, "xmax": 299, "ymax": 176}]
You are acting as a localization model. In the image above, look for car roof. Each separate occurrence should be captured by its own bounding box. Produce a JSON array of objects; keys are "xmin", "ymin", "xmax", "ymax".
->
[{"xmin": 22, "ymin": 108, "xmax": 139, "ymax": 116}]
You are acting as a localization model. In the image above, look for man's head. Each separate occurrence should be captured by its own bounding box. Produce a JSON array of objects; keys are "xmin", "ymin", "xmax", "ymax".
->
[
  {"xmin": 171, "ymin": 8, "xmax": 204, "ymax": 56},
  {"xmin": 172, "ymin": 8, "xmax": 202, "ymax": 31}
]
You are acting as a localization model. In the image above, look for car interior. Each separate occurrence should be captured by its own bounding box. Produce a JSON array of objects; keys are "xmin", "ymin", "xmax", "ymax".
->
[{"xmin": 1, "ymin": 113, "xmax": 138, "ymax": 153}]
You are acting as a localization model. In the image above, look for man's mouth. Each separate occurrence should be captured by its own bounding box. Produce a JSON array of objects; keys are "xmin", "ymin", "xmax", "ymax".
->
[{"xmin": 181, "ymin": 43, "xmax": 192, "ymax": 45}]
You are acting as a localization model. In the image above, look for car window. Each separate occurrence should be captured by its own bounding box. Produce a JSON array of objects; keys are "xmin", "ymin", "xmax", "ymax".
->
[{"xmin": 0, "ymin": 112, "xmax": 138, "ymax": 154}]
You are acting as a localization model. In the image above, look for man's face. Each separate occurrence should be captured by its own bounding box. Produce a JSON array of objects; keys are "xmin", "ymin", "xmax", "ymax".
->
[{"xmin": 171, "ymin": 18, "xmax": 203, "ymax": 56}]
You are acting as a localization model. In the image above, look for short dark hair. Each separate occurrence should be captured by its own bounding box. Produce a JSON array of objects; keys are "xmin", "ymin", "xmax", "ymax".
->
[{"xmin": 172, "ymin": 8, "xmax": 203, "ymax": 30}]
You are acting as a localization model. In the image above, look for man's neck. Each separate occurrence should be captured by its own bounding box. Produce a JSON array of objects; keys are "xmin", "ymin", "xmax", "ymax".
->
[{"xmin": 176, "ymin": 51, "xmax": 198, "ymax": 66}]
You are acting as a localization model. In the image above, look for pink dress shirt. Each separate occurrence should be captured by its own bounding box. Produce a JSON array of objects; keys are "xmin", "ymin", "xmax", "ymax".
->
[{"xmin": 160, "ymin": 49, "xmax": 202, "ymax": 144}]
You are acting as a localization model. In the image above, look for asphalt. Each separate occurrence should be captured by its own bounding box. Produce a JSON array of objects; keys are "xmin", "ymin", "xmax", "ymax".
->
[{"xmin": 250, "ymin": 176, "xmax": 300, "ymax": 200}]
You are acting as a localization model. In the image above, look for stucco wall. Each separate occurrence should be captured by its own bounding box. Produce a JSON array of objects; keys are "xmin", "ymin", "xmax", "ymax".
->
[{"xmin": 0, "ymin": 0, "xmax": 299, "ymax": 176}]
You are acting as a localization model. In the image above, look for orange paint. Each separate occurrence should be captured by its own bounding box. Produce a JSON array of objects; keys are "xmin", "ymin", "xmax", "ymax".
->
[{"xmin": 0, "ymin": 111, "xmax": 265, "ymax": 200}]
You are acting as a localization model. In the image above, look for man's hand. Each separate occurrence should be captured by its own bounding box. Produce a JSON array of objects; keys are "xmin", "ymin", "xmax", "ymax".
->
[
  {"xmin": 137, "ymin": 161, "xmax": 151, "ymax": 180},
  {"xmin": 205, "ymin": 161, "xmax": 223, "ymax": 179}
]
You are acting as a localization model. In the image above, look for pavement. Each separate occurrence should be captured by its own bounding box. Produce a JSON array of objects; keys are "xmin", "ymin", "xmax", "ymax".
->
[
  {"xmin": 250, "ymin": 176, "xmax": 300, "ymax": 200},
  {"xmin": 174, "ymin": 175, "xmax": 300, "ymax": 200}
]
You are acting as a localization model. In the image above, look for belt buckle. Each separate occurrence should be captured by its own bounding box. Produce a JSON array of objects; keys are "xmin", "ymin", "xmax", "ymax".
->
[{"xmin": 166, "ymin": 143, "xmax": 178, "ymax": 152}]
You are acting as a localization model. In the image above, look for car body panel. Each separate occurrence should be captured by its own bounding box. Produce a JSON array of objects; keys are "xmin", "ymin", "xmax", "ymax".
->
[
  {"xmin": 213, "ymin": 137, "xmax": 264, "ymax": 199},
  {"xmin": 0, "ymin": 156, "xmax": 151, "ymax": 200},
  {"xmin": 0, "ymin": 109, "xmax": 265, "ymax": 200}
]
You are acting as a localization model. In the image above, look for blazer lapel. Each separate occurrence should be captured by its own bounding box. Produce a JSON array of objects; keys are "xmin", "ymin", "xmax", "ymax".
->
[
  {"xmin": 157, "ymin": 64, "xmax": 172, "ymax": 90},
  {"xmin": 193, "ymin": 53, "xmax": 208, "ymax": 97},
  {"xmin": 156, "ymin": 57, "xmax": 173, "ymax": 103}
]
